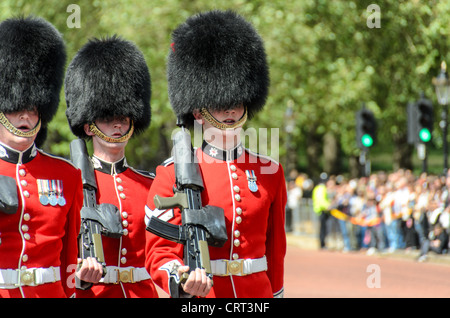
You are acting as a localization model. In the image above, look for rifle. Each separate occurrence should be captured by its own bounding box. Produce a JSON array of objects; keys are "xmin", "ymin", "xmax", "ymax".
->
[
  {"xmin": 70, "ymin": 138, "xmax": 123, "ymax": 290},
  {"xmin": 146, "ymin": 120, "xmax": 227, "ymax": 298}
]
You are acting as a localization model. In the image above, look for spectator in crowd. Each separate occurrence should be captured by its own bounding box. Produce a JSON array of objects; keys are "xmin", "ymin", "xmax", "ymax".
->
[
  {"xmin": 286, "ymin": 175, "xmax": 303, "ymax": 234},
  {"xmin": 334, "ymin": 180, "xmax": 353, "ymax": 252},
  {"xmin": 363, "ymin": 191, "xmax": 385, "ymax": 255},
  {"xmin": 389, "ymin": 176, "xmax": 409, "ymax": 251},
  {"xmin": 293, "ymin": 169, "xmax": 450, "ymax": 262},
  {"xmin": 412, "ymin": 181, "xmax": 431, "ymax": 247},
  {"xmin": 418, "ymin": 222, "xmax": 449, "ymax": 262},
  {"xmin": 349, "ymin": 184, "xmax": 366, "ymax": 249},
  {"xmin": 312, "ymin": 173, "xmax": 331, "ymax": 249}
]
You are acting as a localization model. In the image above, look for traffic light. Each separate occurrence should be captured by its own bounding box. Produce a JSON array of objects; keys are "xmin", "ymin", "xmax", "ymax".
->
[
  {"xmin": 356, "ymin": 108, "xmax": 377, "ymax": 149},
  {"xmin": 417, "ymin": 97, "xmax": 433, "ymax": 143},
  {"xmin": 407, "ymin": 97, "xmax": 433, "ymax": 145}
]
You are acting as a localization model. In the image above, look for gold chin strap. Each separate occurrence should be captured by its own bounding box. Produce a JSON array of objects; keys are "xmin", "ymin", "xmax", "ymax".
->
[
  {"xmin": 89, "ymin": 121, "xmax": 134, "ymax": 143},
  {"xmin": 0, "ymin": 112, "xmax": 41, "ymax": 138},
  {"xmin": 200, "ymin": 107, "xmax": 247, "ymax": 130}
]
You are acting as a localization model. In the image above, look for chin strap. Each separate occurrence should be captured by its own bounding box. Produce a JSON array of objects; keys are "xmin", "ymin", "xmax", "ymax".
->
[
  {"xmin": 200, "ymin": 107, "xmax": 247, "ymax": 130},
  {"xmin": 89, "ymin": 121, "xmax": 134, "ymax": 143},
  {"xmin": 0, "ymin": 112, "xmax": 41, "ymax": 138}
]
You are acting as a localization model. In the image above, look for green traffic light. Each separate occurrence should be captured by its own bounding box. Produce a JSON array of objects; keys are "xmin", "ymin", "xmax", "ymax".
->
[
  {"xmin": 361, "ymin": 134, "xmax": 373, "ymax": 147},
  {"xmin": 419, "ymin": 128, "xmax": 431, "ymax": 142}
]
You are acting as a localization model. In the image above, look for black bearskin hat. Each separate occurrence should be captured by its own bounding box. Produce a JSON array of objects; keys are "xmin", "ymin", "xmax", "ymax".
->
[
  {"xmin": 167, "ymin": 10, "xmax": 269, "ymax": 126},
  {"xmin": 0, "ymin": 16, "xmax": 66, "ymax": 146},
  {"xmin": 65, "ymin": 36, "xmax": 151, "ymax": 138}
]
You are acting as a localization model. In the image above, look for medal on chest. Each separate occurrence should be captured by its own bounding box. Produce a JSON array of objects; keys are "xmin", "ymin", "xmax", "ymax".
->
[
  {"xmin": 48, "ymin": 180, "xmax": 58, "ymax": 206},
  {"xmin": 56, "ymin": 180, "xmax": 66, "ymax": 206},
  {"xmin": 37, "ymin": 179, "xmax": 66, "ymax": 206},
  {"xmin": 245, "ymin": 170, "xmax": 258, "ymax": 193}
]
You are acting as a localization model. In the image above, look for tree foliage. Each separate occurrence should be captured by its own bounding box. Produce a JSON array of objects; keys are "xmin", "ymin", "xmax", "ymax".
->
[{"xmin": 1, "ymin": 0, "xmax": 450, "ymax": 176}]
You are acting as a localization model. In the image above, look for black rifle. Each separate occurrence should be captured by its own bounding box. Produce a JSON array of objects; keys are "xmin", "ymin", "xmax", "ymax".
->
[
  {"xmin": 70, "ymin": 139, "xmax": 123, "ymax": 290},
  {"xmin": 146, "ymin": 120, "xmax": 227, "ymax": 298}
]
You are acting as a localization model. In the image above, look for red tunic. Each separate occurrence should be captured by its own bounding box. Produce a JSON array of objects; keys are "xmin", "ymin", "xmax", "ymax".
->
[
  {"xmin": 145, "ymin": 142, "xmax": 287, "ymax": 298},
  {"xmin": 76, "ymin": 157, "xmax": 158, "ymax": 298},
  {"xmin": 0, "ymin": 143, "xmax": 82, "ymax": 298}
]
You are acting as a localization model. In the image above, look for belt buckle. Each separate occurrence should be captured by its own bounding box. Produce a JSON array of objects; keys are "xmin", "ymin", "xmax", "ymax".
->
[
  {"xmin": 16, "ymin": 269, "xmax": 36, "ymax": 286},
  {"xmin": 116, "ymin": 268, "xmax": 134, "ymax": 283},
  {"xmin": 226, "ymin": 260, "xmax": 244, "ymax": 276}
]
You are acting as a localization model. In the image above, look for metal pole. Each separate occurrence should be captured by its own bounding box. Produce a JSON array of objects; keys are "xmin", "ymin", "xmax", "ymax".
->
[
  {"xmin": 417, "ymin": 143, "xmax": 427, "ymax": 173},
  {"xmin": 359, "ymin": 148, "xmax": 370, "ymax": 177},
  {"xmin": 442, "ymin": 104, "xmax": 448, "ymax": 174}
]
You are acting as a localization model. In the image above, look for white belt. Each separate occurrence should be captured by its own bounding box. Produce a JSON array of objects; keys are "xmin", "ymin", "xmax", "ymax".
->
[
  {"xmin": 0, "ymin": 267, "xmax": 60, "ymax": 289},
  {"xmin": 100, "ymin": 266, "xmax": 151, "ymax": 284},
  {"xmin": 211, "ymin": 256, "xmax": 267, "ymax": 276}
]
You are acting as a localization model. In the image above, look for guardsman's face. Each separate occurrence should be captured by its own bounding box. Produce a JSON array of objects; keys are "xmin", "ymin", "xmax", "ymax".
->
[
  {"xmin": 193, "ymin": 105, "xmax": 245, "ymax": 130},
  {"xmin": 193, "ymin": 105, "xmax": 245, "ymax": 149},
  {"xmin": 95, "ymin": 116, "xmax": 131, "ymax": 140},
  {"xmin": 200, "ymin": 105, "xmax": 245, "ymax": 129},
  {"xmin": 212, "ymin": 105, "xmax": 245, "ymax": 126},
  {"xmin": 0, "ymin": 108, "xmax": 39, "ymax": 151},
  {"xmin": 83, "ymin": 116, "xmax": 131, "ymax": 159}
]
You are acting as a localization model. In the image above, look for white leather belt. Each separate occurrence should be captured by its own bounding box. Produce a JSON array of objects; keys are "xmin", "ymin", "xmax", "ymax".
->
[
  {"xmin": 100, "ymin": 266, "xmax": 151, "ymax": 284},
  {"xmin": 211, "ymin": 256, "xmax": 267, "ymax": 276},
  {"xmin": 0, "ymin": 267, "xmax": 60, "ymax": 289}
]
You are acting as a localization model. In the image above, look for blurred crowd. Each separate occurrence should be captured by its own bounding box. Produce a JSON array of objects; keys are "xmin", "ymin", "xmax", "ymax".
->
[{"xmin": 287, "ymin": 169, "xmax": 450, "ymax": 262}]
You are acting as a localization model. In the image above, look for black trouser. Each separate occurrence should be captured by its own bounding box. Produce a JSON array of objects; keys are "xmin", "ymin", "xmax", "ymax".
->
[
  {"xmin": 319, "ymin": 211, "xmax": 329, "ymax": 248},
  {"xmin": 420, "ymin": 239, "xmax": 446, "ymax": 256}
]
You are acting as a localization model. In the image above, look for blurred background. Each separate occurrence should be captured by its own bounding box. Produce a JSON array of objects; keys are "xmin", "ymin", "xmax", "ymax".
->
[{"xmin": 2, "ymin": 0, "xmax": 450, "ymax": 178}]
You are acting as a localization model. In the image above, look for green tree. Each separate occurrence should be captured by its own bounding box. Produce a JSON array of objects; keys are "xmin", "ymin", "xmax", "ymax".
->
[{"xmin": 2, "ymin": 0, "xmax": 450, "ymax": 177}]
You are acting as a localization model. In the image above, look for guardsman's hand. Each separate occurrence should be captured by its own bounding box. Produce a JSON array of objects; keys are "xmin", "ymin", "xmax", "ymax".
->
[
  {"xmin": 178, "ymin": 266, "xmax": 212, "ymax": 297},
  {"xmin": 76, "ymin": 257, "xmax": 103, "ymax": 284}
]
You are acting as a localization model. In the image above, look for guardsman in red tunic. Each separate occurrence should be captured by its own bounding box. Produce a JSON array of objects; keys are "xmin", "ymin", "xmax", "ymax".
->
[
  {"xmin": 145, "ymin": 10, "xmax": 287, "ymax": 298},
  {"xmin": 65, "ymin": 36, "xmax": 158, "ymax": 298},
  {"xmin": 0, "ymin": 16, "xmax": 83, "ymax": 298}
]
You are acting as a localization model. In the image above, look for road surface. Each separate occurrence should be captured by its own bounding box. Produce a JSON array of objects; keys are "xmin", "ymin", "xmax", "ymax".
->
[{"xmin": 284, "ymin": 245, "xmax": 450, "ymax": 298}]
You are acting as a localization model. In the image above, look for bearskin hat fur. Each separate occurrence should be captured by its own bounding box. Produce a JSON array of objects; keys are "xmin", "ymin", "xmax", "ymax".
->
[
  {"xmin": 65, "ymin": 35, "xmax": 151, "ymax": 138},
  {"xmin": 167, "ymin": 10, "xmax": 269, "ymax": 126},
  {"xmin": 0, "ymin": 16, "xmax": 66, "ymax": 144}
]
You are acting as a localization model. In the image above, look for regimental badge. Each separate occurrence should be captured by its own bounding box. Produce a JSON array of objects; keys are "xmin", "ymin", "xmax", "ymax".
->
[
  {"xmin": 245, "ymin": 170, "xmax": 258, "ymax": 193},
  {"xmin": 37, "ymin": 179, "xmax": 66, "ymax": 206},
  {"xmin": 209, "ymin": 147, "xmax": 218, "ymax": 158}
]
